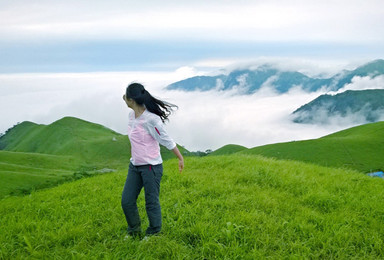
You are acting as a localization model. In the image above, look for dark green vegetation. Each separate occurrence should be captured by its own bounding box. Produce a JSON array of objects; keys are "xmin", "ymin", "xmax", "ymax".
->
[
  {"xmin": 1, "ymin": 155, "xmax": 383, "ymax": 258},
  {"xmin": 0, "ymin": 117, "xmax": 187, "ymax": 198},
  {"xmin": 240, "ymin": 121, "xmax": 384, "ymax": 173},
  {"xmin": 166, "ymin": 59, "xmax": 384, "ymax": 94},
  {"xmin": 209, "ymin": 144, "xmax": 248, "ymax": 156},
  {"xmin": 292, "ymin": 89, "xmax": 384, "ymax": 124}
]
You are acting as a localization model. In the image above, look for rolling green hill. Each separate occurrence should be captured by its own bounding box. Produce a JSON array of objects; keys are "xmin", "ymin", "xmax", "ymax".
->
[
  {"xmin": 0, "ymin": 117, "xmax": 130, "ymax": 167},
  {"xmin": 0, "ymin": 117, "xmax": 188, "ymax": 198},
  {"xmin": 1, "ymin": 155, "xmax": 383, "ymax": 258},
  {"xmin": 241, "ymin": 121, "xmax": 384, "ymax": 172}
]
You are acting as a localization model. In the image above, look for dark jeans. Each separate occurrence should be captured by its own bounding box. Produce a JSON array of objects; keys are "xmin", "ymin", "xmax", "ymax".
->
[{"xmin": 121, "ymin": 162, "xmax": 163, "ymax": 235}]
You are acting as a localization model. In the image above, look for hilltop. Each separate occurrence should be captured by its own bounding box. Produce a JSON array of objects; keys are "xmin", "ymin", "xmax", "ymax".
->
[{"xmin": 209, "ymin": 144, "xmax": 248, "ymax": 156}]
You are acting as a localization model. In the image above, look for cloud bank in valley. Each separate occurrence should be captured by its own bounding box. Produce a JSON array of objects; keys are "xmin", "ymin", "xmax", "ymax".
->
[{"xmin": 163, "ymin": 87, "xmax": 334, "ymax": 151}]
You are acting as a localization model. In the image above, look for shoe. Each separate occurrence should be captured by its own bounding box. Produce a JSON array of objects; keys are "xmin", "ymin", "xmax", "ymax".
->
[
  {"xmin": 124, "ymin": 231, "xmax": 141, "ymax": 240},
  {"xmin": 141, "ymin": 232, "xmax": 160, "ymax": 242}
]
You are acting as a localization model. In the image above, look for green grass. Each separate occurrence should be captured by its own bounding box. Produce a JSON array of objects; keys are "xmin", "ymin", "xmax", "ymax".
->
[
  {"xmin": 0, "ymin": 151, "xmax": 82, "ymax": 198},
  {"xmin": 1, "ymin": 155, "xmax": 383, "ymax": 259},
  {"xmin": 241, "ymin": 121, "xmax": 384, "ymax": 172}
]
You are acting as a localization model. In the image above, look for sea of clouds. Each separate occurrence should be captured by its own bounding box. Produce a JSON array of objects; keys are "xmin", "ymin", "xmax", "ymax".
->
[{"xmin": 1, "ymin": 62, "xmax": 383, "ymax": 151}]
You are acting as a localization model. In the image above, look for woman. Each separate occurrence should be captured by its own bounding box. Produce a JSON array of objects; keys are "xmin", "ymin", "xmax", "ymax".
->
[{"xmin": 121, "ymin": 82, "xmax": 184, "ymax": 238}]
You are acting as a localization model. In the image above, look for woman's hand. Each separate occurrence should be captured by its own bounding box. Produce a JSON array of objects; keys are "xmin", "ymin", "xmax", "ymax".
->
[
  {"xmin": 172, "ymin": 146, "xmax": 184, "ymax": 173},
  {"xmin": 178, "ymin": 158, "xmax": 184, "ymax": 173}
]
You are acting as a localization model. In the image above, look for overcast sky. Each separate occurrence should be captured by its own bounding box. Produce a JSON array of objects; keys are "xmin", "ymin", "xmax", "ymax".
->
[
  {"xmin": 1, "ymin": 0, "xmax": 383, "ymax": 151},
  {"xmin": 1, "ymin": 0, "xmax": 383, "ymax": 72}
]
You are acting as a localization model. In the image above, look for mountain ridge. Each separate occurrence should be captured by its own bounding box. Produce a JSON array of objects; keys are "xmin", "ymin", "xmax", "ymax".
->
[{"xmin": 166, "ymin": 59, "xmax": 384, "ymax": 94}]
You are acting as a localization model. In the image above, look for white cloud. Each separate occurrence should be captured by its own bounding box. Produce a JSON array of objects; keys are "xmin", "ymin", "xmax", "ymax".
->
[
  {"xmin": 174, "ymin": 66, "xmax": 199, "ymax": 79},
  {"xmin": 334, "ymin": 75, "xmax": 384, "ymax": 93},
  {"xmin": 292, "ymin": 103, "xmax": 384, "ymax": 127},
  {"xmin": 163, "ymin": 85, "xmax": 343, "ymax": 151},
  {"xmin": 220, "ymin": 57, "xmax": 361, "ymax": 78}
]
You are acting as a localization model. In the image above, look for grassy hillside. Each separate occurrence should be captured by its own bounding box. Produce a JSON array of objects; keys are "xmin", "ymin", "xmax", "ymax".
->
[
  {"xmin": 241, "ymin": 121, "xmax": 384, "ymax": 173},
  {"xmin": 0, "ymin": 150, "xmax": 81, "ymax": 198},
  {"xmin": 0, "ymin": 117, "xmax": 131, "ymax": 167},
  {"xmin": 1, "ymin": 155, "xmax": 383, "ymax": 258}
]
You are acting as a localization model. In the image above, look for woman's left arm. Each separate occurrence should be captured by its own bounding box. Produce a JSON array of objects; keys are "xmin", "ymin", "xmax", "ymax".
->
[{"xmin": 172, "ymin": 146, "xmax": 184, "ymax": 173}]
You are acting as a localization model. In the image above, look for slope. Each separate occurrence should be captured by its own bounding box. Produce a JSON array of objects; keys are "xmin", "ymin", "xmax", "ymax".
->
[
  {"xmin": 0, "ymin": 150, "xmax": 80, "ymax": 198},
  {"xmin": 1, "ymin": 155, "xmax": 383, "ymax": 259},
  {"xmin": 241, "ymin": 121, "xmax": 384, "ymax": 172}
]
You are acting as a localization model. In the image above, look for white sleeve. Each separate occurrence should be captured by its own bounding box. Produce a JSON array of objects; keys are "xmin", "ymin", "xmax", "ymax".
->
[{"xmin": 146, "ymin": 117, "xmax": 177, "ymax": 150}]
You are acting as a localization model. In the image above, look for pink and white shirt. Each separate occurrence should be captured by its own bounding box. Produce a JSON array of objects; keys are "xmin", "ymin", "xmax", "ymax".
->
[{"xmin": 127, "ymin": 110, "xmax": 176, "ymax": 166}]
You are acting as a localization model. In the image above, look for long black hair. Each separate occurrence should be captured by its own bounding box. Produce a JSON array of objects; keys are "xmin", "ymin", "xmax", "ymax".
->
[{"xmin": 126, "ymin": 83, "xmax": 177, "ymax": 122}]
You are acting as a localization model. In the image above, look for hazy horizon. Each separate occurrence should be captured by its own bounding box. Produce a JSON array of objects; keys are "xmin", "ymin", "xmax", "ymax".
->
[{"xmin": 2, "ymin": 59, "xmax": 384, "ymax": 151}]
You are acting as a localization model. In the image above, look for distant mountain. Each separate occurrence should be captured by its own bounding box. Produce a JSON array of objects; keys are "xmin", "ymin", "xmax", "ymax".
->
[
  {"xmin": 292, "ymin": 89, "xmax": 384, "ymax": 124},
  {"xmin": 166, "ymin": 59, "xmax": 384, "ymax": 94}
]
